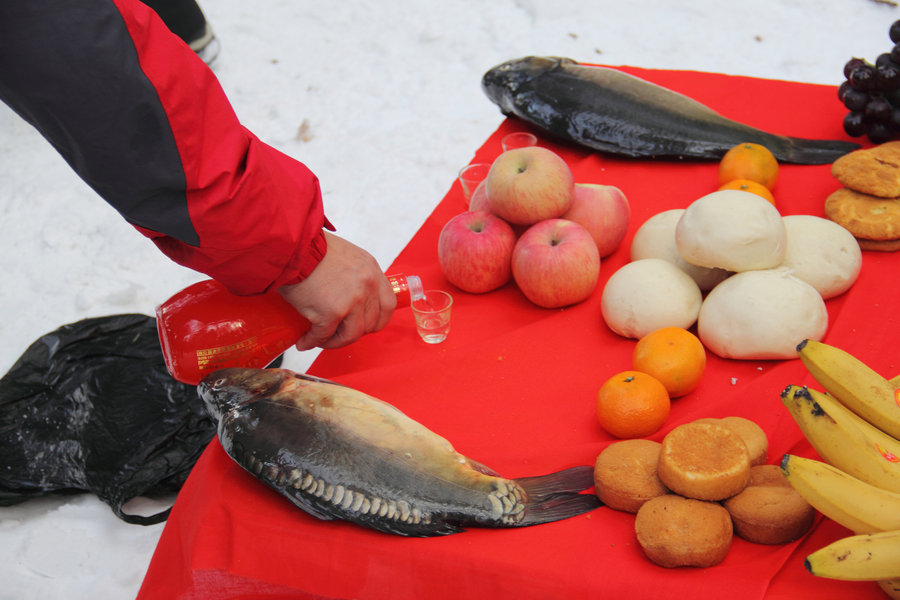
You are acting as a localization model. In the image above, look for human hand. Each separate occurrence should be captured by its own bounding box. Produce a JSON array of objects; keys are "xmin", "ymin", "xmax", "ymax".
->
[{"xmin": 278, "ymin": 231, "xmax": 396, "ymax": 351}]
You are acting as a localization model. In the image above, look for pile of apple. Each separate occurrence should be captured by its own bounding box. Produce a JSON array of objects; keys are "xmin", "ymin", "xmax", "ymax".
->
[{"xmin": 438, "ymin": 145, "xmax": 630, "ymax": 308}]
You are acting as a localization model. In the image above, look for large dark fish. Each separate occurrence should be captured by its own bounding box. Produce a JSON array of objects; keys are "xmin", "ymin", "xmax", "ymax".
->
[
  {"xmin": 482, "ymin": 56, "xmax": 860, "ymax": 164},
  {"xmin": 198, "ymin": 367, "xmax": 601, "ymax": 537}
]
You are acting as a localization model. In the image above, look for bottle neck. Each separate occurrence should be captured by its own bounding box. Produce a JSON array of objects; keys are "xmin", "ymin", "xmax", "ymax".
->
[{"xmin": 388, "ymin": 273, "xmax": 425, "ymax": 307}]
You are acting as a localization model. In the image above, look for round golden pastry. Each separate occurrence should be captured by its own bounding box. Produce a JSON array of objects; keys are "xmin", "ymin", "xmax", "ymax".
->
[
  {"xmin": 635, "ymin": 494, "xmax": 734, "ymax": 568},
  {"xmin": 858, "ymin": 237, "xmax": 900, "ymax": 252},
  {"xmin": 824, "ymin": 187, "xmax": 900, "ymax": 243},
  {"xmin": 720, "ymin": 416, "xmax": 768, "ymax": 466},
  {"xmin": 657, "ymin": 421, "xmax": 750, "ymax": 501},
  {"xmin": 831, "ymin": 141, "xmax": 900, "ymax": 198},
  {"xmin": 593, "ymin": 439, "xmax": 669, "ymax": 513},
  {"xmin": 723, "ymin": 464, "xmax": 815, "ymax": 545},
  {"xmin": 694, "ymin": 416, "xmax": 768, "ymax": 466}
]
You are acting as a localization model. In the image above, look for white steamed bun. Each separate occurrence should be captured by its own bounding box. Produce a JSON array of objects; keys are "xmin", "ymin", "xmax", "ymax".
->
[
  {"xmin": 780, "ymin": 215, "xmax": 861, "ymax": 299},
  {"xmin": 631, "ymin": 208, "xmax": 732, "ymax": 291},
  {"xmin": 675, "ymin": 190, "xmax": 786, "ymax": 272},
  {"xmin": 601, "ymin": 258, "xmax": 703, "ymax": 339},
  {"xmin": 697, "ymin": 267, "xmax": 827, "ymax": 360}
]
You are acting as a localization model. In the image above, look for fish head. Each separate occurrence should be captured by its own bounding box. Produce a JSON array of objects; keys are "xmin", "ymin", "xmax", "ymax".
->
[
  {"xmin": 481, "ymin": 56, "xmax": 576, "ymax": 111},
  {"xmin": 198, "ymin": 367, "xmax": 287, "ymax": 421}
]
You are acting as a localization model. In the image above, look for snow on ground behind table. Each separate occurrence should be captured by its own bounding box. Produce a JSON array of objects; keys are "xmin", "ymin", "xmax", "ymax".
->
[{"xmin": 0, "ymin": 1, "xmax": 895, "ymax": 598}]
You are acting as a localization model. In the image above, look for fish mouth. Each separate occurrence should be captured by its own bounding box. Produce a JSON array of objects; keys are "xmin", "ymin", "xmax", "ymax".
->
[
  {"xmin": 200, "ymin": 367, "xmax": 283, "ymax": 389},
  {"xmin": 481, "ymin": 57, "xmax": 551, "ymax": 94},
  {"xmin": 198, "ymin": 367, "xmax": 287, "ymax": 419},
  {"xmin": 197, "ymin": 369, "xmax": 344, "ymax": 407},
  {"xmin": 481, "ymin": 56, "xmax": 575, "ymax": 113}
]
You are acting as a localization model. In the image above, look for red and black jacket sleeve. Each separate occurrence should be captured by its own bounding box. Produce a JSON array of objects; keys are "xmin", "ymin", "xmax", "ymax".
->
[{"xmin": 0, "ymin": 0, "xmax": 328, "ymax": 295}]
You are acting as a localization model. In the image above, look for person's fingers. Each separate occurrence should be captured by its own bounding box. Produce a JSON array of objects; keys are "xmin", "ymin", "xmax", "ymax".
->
[
  {"xmin": 318, "ymin": 309, "xmax": 367, "ymax": 350},
  {"xmin": 279, "ymin": 232, "xmax": 400, "ymax": 351},
  {"xmin": 294, "ymin": 278, "xmax": 394, "ymax": 352},
  {"xmin": 294, "ymin": 316, "xmax": 340, "ymax": 352},
  {"xmin": 373, "ymin": 275, "xmax": 397, "ymax": 332},
  {"xmin": 361, "ymin": 294, "xmax": 381, "ymax": 335}
]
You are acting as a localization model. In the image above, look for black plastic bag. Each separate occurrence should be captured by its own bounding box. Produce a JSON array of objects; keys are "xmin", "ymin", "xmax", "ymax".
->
[{"xmin": 0, "ymin": 314, "xmax": 216, "ymax": 525}]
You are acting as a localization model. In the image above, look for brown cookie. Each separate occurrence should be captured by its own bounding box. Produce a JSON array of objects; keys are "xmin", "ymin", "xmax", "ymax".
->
[
  {"xmin": 832, "ymin": 141, "xmax": 900, "ymax": 198},
  {"xmin": 635, "ymin": 495, "xmax": 733, "ymax": 568},
  {"xmin": 593, "ymin": 439, "xmax": 669, "ymax": 513},
  {"xmin": 657, "ymin": 421, "xmax": 750, "ymax": 501},
  {"xmin": 693, "ymin": 416, "xmax": 768, "ymax": 466},
  {"xmin": 723, "ymin": 465, "xmax": 815, "ymax": 545},
  {"xmin": 858, "ymin": 237, "xmax": 900, "ymax": 252},
  {"xmin": 824, "ymin": 187, "xmax": 900, "ymax": 243}
]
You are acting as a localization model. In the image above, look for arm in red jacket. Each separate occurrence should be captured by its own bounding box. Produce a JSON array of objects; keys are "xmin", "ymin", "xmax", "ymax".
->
[{"xmin": 0, "ymin": 0, "xmax": 326, "ymax": 295}]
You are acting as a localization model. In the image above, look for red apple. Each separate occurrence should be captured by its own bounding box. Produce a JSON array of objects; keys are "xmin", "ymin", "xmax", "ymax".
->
[
  {"xmin": 485, "ymin": 146, "xmax": 575, "ymax": 226},
  {"xmin": 470, "ymin": 180, "xmax": 530, "ymax": 237},
  {"xmin": 438, "ymin": 210, "xmax": 517, "ymax": 293},
  {"xmin": 511, "ymin": 218, "xmax": 600, "ymax": 308},
  {"xmin": 562, "ymin": 183, "xmax": 630, "ymax": 257}
]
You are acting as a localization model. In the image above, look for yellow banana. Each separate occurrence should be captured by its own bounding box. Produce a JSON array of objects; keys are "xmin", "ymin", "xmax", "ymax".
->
[
  {"xmin": 780, "ymin": 454, "xmax": 900, "ymax": 534},
  {"xmin": 805, "ymin": 529, "xmax": 900, "ymax": 581},
  {"xmin": 797, "ymin": 339, "xmax": 900, "ymax": 440},
  {"xmin": 880, "ymin": 578, "xmax": 900, "ymax": 600},
  {"xmin": 781, "ymin": 385, "xmax": 900, "ymax": 494}
]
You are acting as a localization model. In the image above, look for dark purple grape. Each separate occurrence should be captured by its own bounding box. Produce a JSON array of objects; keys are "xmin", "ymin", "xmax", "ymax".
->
[
  {"xmin": 886, "ymin": 87, "xmax": 900, "ymax": 107},
  {"xmin": 843, "ymin": 111, "xmax": 868, "ymax": 137},
  {"xmin": 839, "ymin": 80, "xmax": 852, "ymax": 100},
  {"xmin": 891, "ymin": 43, "xmax": 900, "ymax": 67},
  {"xmin": 877, "ymin": 53, "xmax": 897, "ymax": 68},
  {"xmin": 891, "ymin": 20, "xmax": 900, "ymax": 44},
  {"xmin": 844, "ymin": 57, "xmax": 869, "ymax": 80},
  {"xmin": 878, "ymin": 64, "xmax": 900, "ymax": 91},
  {"xmin": 867, "ymin": 96, "xmax": 893, "ymax": 121},
  {"xmin": 868, "ymin": 121, "xmax": 894, "ymax": 143},
  {"xmin": 891, "ymin": 107, "xmax": 900, "ymax": 130},
  {"xmin": 843, "ymin": 87, "xmax": 871, "ymax": 111},
  {"xmin": 850, "ymin": 65, "xmax": 877, "ymax": 91}
]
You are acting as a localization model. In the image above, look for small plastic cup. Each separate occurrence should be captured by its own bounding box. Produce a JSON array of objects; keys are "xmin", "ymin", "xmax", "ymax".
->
[
  {"xmin": 411, "ymin": 290, "xmax": 453, "ymax": 344},
  {"xmin": 457, "ymin": 163, "xmax": 491, "ymax": 205},
  {"xmin": 501, "ymin": 132, "xmax": 537, "ymax": 151}
]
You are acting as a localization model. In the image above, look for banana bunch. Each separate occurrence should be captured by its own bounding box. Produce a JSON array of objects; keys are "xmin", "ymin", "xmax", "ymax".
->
[
  {"xmin": 781, "ymin": 339, "xmax": 900, "ymax": 592},
  {"xmin": 797, "ymin": 339, "xmax": 900, "ymax": 440}
]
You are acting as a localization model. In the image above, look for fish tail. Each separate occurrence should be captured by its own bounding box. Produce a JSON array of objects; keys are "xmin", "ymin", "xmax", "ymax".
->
[
  {"xmin": 514, "ymin": 465, "xmax": 601, "ymax": 526},
  {"xmin": 770, "ymin": 136, "xmax": 860, "ymax": 165},
  {"xmin": 515, "ymin": 465, "xmax": 595, "ymax": 498}
]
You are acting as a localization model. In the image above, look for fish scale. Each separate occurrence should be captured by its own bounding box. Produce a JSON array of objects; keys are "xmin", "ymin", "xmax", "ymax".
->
[{"xmin": 199, "ymin": 367, "xmax": 600, "ymax": 537}]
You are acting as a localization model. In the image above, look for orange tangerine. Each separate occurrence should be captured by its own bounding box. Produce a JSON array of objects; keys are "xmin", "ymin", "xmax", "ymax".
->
[
  {"xmin": 718, "ymin": 179, "xmax": 776, "ymax": 205},
  {"xmin": 596, "ymin": 371, "xmax": 671, "ymax": 439},
  {"xmin": 632, "ymin": 327, "xmax": 706, "ymax": 398},
  {"xmin": 718, "ymin": 143, "xmax": 779, "ymax": 190}
]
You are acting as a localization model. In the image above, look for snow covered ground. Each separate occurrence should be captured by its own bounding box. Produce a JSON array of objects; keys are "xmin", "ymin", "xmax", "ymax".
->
[{"xmin": 0, "ymin": 1, "xmax": 896, "ymax": 598}]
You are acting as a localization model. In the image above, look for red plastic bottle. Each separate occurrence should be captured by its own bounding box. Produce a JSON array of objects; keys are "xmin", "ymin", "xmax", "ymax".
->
[{"xmin": 156, "ymin": 274, "xmax": 423, "ymax": 385}]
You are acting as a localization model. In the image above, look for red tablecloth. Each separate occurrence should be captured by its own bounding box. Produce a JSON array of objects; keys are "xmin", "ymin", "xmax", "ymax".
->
[{"xmin": 138, "ymin": 67, "xmax": 898, "ymax": 599}]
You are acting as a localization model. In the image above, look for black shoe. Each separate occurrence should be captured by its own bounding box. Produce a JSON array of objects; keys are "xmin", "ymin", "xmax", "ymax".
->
[{"xmin": 188, "ymin": 23, "xmax": 219, "ymax": 65}]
